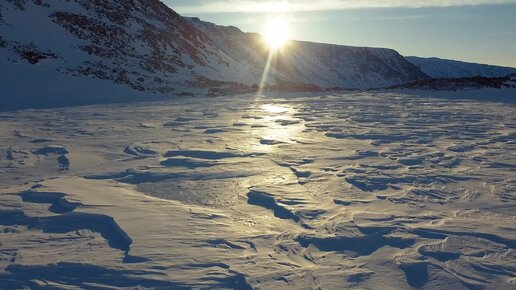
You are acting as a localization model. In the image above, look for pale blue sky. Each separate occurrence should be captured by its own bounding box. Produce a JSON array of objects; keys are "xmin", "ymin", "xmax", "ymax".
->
[{"xmin": 165, "ymin": 1, "xmax": 516, "ymax": 67}]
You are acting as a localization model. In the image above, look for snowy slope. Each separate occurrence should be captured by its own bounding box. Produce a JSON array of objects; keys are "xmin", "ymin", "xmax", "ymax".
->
[
  {"xmin": 406, "ymin": 56, "xmax": 516, "ymax": 79},
  {"xmin": 0, "ymin": 0, "xmax": 429, "ymax": 106},
  {"xmin": 187, "ymin": 18, "xmax": 429, "ymax": 89},
  {"xmin": 0, "ymin": 0, "xmax": 247, "ymax": 93}
]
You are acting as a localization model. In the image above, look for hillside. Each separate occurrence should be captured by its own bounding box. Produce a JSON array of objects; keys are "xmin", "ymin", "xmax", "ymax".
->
[
  {"xmin": 0, "ymin": 0, "xmax": 428, "ymax": 107},
  {"xmin": 406, "ymin": 56, "xmax": 516, "ymax": 79}
]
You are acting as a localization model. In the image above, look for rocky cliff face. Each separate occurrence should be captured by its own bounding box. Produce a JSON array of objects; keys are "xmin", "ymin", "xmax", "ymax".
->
[{"xmin": 0, "ymin": 0, "xmax": 429, "ymax": 102}]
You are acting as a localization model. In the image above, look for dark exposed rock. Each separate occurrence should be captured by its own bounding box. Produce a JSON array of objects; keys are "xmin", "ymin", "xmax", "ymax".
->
[
  {"xmin": 6, "ymin": 0, "xmax": 27, "ymax": 11},
  {"xmin": 20, "ymin": 50, "xmax": 54, "ymax": 64},
  {"xmin": 13, "ymin": 43, "xmax": 56, "ymax": 64},
  {"xmin": 390, "ymin": 76, "xmax": 513, "ymax": 91}
]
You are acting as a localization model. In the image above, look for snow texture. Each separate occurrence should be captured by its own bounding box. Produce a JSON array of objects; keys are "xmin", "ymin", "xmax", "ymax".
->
[{"xmin": 0, "ymin": 91, "xmax": 515, "ymax": 289}]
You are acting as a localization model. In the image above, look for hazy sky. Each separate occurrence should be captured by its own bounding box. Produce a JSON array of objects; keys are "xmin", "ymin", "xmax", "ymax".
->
[{"xmin": 164, "ymin": 0, "xmax": 516, "ymax": 67}]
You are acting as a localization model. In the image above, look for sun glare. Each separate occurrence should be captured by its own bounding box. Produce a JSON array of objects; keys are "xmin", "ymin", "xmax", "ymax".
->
[
  {"xmin": 263, "ymin": 18, "xmax": 289, "ymax": 50},
  {"xmin": 261, "ymin": 104, "xmax": 290, "ymax": 114}
]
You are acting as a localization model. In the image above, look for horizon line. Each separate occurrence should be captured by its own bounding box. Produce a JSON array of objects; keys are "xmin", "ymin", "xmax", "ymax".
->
[{"xmin": 172, "ymin": 0, "xmax": 516, "ymax": 14}]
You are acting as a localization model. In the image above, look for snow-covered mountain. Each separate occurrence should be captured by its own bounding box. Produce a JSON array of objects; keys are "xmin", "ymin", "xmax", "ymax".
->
[
  {"xmin": 0, "ymin": 0, "xmax": 428, "ymax": 105},
  {"xmin": 406, "ymin": 56, "xmax": 516, "ymax": 79},
  {"xmin": 187, "ymin": 17, "xmax": 428, "ymax": 89}
]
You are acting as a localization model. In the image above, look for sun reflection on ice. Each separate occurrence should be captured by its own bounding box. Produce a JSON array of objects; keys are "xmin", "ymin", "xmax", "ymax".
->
[
  {"xmin": 255, "ymin": 103, "xmax": 304, "ymax": 150},
  {"xmin": 261, "ymin": 104, "xmax": 291, "ymax": 114}
]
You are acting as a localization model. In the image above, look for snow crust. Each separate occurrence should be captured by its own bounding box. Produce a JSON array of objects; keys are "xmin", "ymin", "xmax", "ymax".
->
[{"xmin": 1, "ymin": 91, "xmax": 515, "ymax": 289}]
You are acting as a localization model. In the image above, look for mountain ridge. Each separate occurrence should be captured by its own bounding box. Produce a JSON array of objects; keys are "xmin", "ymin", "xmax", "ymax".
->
[
  {"xmin": 0, "ymin": 0, "xmax": 513, "ymax": 108},
  {"xmin": 0, "ymin": 0, "xmax": 427, "ymax": 103},
  {"xmin": 406, "ymin": 56, "xmax": 516, "ymax": 79}
]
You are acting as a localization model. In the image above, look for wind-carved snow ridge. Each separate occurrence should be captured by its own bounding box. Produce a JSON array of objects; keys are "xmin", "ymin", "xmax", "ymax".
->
[
  {"xmin": 0, "ymin": 92, "xmax": 515, "ymax": 289},
  {"xmin": 11, "ymin": 190, "xmax": 133, "ymax": 253}
]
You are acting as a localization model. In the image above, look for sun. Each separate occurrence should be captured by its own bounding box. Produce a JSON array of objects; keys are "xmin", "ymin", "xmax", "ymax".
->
[{"xmin": 263, "ymin": 18, "xmax": 289, "ymax": 50}]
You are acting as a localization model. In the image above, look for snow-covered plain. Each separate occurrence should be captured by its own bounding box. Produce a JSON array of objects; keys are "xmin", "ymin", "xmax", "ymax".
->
[{"xmin": 0, "ymin": 92, "xmax": 515, "ymax": 289}]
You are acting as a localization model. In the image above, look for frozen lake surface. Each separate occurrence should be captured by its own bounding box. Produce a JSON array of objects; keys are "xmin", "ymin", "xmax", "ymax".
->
[{"xmin": 0, "ymin": 92, "xmax": 515, "ymax": 289}]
